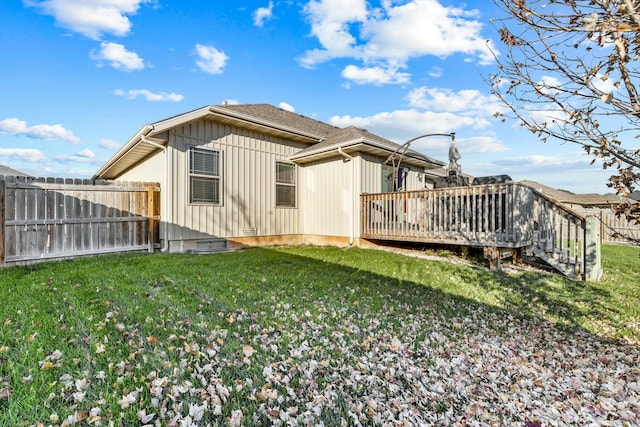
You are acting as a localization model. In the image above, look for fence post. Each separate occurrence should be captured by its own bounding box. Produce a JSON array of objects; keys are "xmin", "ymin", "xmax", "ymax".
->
[
  {"xmin": 147, "ymin": 184, "xmax": 156, "ymax": 253},
  {"xmin": 584, "ymin": 215, "xmax": 602, "ymax": 281},
  {"xmin": 0, "ymin": 178, "xmax": 5, "ymax": 266}
]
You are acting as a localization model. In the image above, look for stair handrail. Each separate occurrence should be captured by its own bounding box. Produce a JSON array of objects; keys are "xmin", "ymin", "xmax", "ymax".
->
[{"xmin": 519, "ymin": 181, "xmax": 586, "ymax": 222}]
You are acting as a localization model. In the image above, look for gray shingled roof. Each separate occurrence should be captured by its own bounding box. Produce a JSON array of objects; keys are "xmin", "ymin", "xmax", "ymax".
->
[
  {"xmin": 220, "ymin": 104, "xmax": 340, "ymax": 140},
  {"xmin": 0, "ymin": 164, "xmax": 29, "ymax": 177},
  {"xmin": 521, "ymin": 180, "xmax": 628, "ymax": 207},
  {"xmin": 291, "ymin": 125, "xmax": 444, "ymax": 166}
]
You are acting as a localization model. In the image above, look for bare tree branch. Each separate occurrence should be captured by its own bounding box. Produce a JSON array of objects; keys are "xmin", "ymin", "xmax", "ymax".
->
[{"xmin": 489, "ymin": 0, "xmax": 640, "ymax": 222}]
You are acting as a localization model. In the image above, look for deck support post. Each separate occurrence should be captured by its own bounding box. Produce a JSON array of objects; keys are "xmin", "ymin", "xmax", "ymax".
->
[
  {"xmin": 484, "ymin": 246, "xmax": 523, "ymax": 271},
  {"xmin": 512, "ymin": 247, "xmax": 523, "ymax": 265},
  {"xmin": 584, "ymin": 215, "xmax": 602, "ymax": 281},
  {"xmin": 484, "ymin": 246, "xmax": 500, "ymax": 270}
]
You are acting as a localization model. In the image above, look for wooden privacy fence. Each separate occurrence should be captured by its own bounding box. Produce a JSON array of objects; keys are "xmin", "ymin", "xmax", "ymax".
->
[
  {"xmin": 577, "ymin": 208, "xmax": 640, "ymax": 245},
  {"xmin": 0, "ymin": 176, "xmax": 160, "ymax": 267},
  {"xmin": 361, "ymin": 183, "xmax": 601, "ymax": 280}
]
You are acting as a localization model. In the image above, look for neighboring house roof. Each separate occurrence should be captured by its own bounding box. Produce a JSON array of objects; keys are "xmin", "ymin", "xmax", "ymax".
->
[
  {"xmin": 94, "ymin": 104, "xmax": 444, "ymax": 179},
  {"xmin": 0, "ymin": 164, "xmax": 30, "ymax": 177},
  {"xmin": 521, "ymin": 180, "xmax": 628, "ymax": 207}
]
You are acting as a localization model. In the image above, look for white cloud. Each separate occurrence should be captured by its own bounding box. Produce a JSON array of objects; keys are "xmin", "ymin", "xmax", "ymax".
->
[
  {"xmin": 591, "ymin": 73, "xmax": 618, "ymax": 95},
  {"xmin": 523, "ymin": 108, "xmax": 569, "ymax": 129},
  {"xmin": 195, "ymin": 44, "xmax": 229, "ymax": 74},
  {"xmin": 360, "ymin": 0, "xmax": 494, "ymax": 63},
  {"xmin": 407, "ymin": 87, "xmax": 504, "ymax": 116},
  {"xmin": 341, "ymin": 64, "xmax": 410, "ymax": 85},
  {"xmin": 278, "ymin": 102, "xmax": 295, "ymax": 112},
  {"xmin": 221, "ymin": 99, "xmax": 239, "ymax": 105},
  {"xmin": 442, "ymin": 136, "xmax": 509, "ymax": 155},
  {"xmin": 76, "ymin": 148, "xmax": 95, "ymax": 158},
  {"xmin": 114, "ymin": 89, "xmax": 184, "ymax": 102},
  {"xmin": 329, "ymin": 109, "xmax": 483, "ymax": 143},
  {"xmin": 493, "ymin": 154, "xmax": 591, "ymax": 174},
  {"xmin": 300, "ymin": 0, "xmax": 495, "ymax": 84},
  {"xmin": 54, "ymin": 153, "xmax": 99, "ymax": 164},
  {"xmin": 24, "ymin": 0, "xmax": 151, "ymax": 40},
  {"xmin": 428, "ymin": 67, "xmax": 443, "ymax": 78},
  {"xmin": 328, "ymin": 110, "xmax": 509, "ymax": 160},
  {"xmin": 253, "ymin": 1, "xmax": 274, "ymax": 27},
  {"xmin": 98, "ymin": 138, "xmax": 121, "ymax": 150},
  {"xmin": 299, "ymin": 0, "xmax": 368, "ymax": 67},
  {"xmin": 0, "ymin": 148, "xmax": 47, "ymax": 162},
  {"xmin": 0, "ymin": 118, "xmax": 80, "ymax": 143},
  {"xmin": 91, "ymin": 42, "xmax": 145, "ymax": 71}
]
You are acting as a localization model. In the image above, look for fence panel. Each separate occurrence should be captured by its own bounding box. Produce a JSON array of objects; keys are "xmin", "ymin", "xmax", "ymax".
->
[
  {"xmin": 600, "ymin": 210, "xmax": 639, "ymax": 245},
  {"xmin": 0, "ymin": 175, "xmax": 160, "ymax": 267}
]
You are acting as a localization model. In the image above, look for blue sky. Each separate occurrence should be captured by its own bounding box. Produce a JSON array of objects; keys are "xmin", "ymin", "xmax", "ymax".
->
[{"xmin": 0, "ymin": 0, "xmax": 614, "ymax": 194}]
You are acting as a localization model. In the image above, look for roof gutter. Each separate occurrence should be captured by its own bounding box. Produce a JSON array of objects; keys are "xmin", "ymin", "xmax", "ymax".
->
[
  {"xmin": 93, "ymin": 125, "xmax": 156, "ymax": 179},
  {"xmin": 291, "ymin": 138, "xmax": 444, "ymax": 167},
  {"xmin": 338, "ymin": 147, "xmax": 355, "ymax": 246}
]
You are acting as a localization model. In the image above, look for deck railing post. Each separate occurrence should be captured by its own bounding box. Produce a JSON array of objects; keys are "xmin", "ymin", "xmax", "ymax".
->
[{"xmin": 584, "ymin": 215, "xmax": 602, "ymax": 281}]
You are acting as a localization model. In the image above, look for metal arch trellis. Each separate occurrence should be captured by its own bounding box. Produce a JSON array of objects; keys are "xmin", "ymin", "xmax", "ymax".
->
[{"xmin": 384, "ymin": 132, "xmax": 456, "ymax": 191}]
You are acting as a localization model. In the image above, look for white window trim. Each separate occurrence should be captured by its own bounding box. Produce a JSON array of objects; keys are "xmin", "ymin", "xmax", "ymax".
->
[
  {"xmin": 275, "ymin": 160, "xmax": 297, "ymax": 208},
  {"xmin": 187, "ymin": 146, "xmax": 223, "ymax": 205}
]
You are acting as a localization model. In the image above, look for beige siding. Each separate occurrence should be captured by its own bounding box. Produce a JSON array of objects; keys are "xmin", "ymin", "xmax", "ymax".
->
[
  {"xmin": 165, "ymin": 120, "xmax": 306, "ymax": 247},
  {"xmin": 299, "ymin": 153, "xmax": 426, "ymax": 240},
  {"xmin": 299, "ymin": 157, "xmax": 354, "ymax": 237},
  {"xmin": 118, "ymin": 150, "xmax": 165, "ymax": 184}
]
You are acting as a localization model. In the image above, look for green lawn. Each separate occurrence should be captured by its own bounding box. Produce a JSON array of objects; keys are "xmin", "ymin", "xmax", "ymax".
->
[{"xmin": 0, "ymin": 244, "xmax": 638, "ymax": 425}]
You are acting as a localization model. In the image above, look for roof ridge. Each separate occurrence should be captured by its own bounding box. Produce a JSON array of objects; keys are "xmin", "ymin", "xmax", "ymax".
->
[{"xmin": 218, "ymin": 103, "xmax": 342, "ymax": 136}]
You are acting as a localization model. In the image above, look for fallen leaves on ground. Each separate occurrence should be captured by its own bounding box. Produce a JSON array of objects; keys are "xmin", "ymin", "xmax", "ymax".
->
[{"xmin": 11, "ymin": 285, "xmax": 640, "ymax": 426}]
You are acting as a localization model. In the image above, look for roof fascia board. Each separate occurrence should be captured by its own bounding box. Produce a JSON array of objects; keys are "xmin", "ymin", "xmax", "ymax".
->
[
  {"xmin": 358, "ymin": 137, "xmax": 445, "ymax": 166},
  {"xmin": 289, "ymin": 138, "xmax": 365, "ymax": 160},
  {"xmin": 149, "ymin": 106, "xmax": 214, "ymax": 134}
]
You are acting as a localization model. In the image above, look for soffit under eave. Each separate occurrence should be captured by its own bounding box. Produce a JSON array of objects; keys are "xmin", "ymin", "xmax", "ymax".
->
[{"xmin": 96, "ymin": 142, "xmax": 161, "ymax": 179}]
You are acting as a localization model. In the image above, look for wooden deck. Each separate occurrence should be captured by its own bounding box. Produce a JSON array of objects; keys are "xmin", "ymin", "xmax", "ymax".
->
[{"xmin": 360, "ymin": 182, "xmax": 602, "ymax": 281}]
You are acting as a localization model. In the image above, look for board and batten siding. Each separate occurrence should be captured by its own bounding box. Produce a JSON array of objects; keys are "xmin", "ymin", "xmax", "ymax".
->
[
  {"xmin": 299, "ymin": 153, "xmax": 426, "ymax": 240},
  {"xmin": 299, "ymin": 157, "xmax": 356, "ymax": 238},
  {"xmin": 165, "ymin": 120, "xmax": 306, "ymax": 247}
]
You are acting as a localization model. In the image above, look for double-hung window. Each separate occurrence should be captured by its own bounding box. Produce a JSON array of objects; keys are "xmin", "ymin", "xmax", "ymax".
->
[
  {"xmin": 188, "ymin": 147, "xmax": 221, "ymax": 204},
  {"xmin": 275, "ymin": 161, "xmax": 296, "ymax": 207}
]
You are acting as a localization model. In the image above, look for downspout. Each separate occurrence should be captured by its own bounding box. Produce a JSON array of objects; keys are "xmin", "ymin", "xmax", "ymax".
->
[
  {"xmin": 337, "ymin": 147, "xmax": 355, "ymax": 246},
  {"xmin": 140, "ymin": 129, "xmax": 170, "ymax": 252}
]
